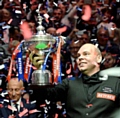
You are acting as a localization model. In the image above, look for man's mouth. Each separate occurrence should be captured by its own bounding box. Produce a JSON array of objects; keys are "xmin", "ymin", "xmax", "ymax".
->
[{"xmin": 79, "ymin": 62, "xmax": 87, "ymax": 66}]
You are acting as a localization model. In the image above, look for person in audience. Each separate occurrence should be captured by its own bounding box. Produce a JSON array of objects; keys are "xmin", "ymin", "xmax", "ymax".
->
[{"xmin": 0, "ymin": 78, "xmax": 37, "ymax": 118}]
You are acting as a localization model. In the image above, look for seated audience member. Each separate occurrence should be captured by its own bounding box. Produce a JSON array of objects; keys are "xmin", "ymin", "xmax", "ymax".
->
[
  {"xmin": 48, "ymin": 6, "xmax": 72, "ymax": 36},
  {"xmin": 96, "ymin": 26, "xmax": 118, "ymax": 57},
  {"xmin": 61, "ymin": 37, "xmax": 83, "ymax": 78},
  {"xmin": 97, "ymin": 8, "xmax": 116, "ymax": 39},
  {"xmin": 97, "ymin": 26, "xmax": 109, "ymax": 53},
  {"xmin": 112, "ymin": 28, "xmax": 120, "ymax": 48},
  {"xmin": 0, "ymin": 78, "xmax": 37, "ymax": 118},
  {"xmin": 101, "ymin": 44, "xmax": 120, "ymax": 70},
  {"xmin": 101, "ymin": 52, "xmax": 119, "ymax": 70},
  {"xmin": 75, "ymin": 29, "xmax": 90, "ymax": 45}
]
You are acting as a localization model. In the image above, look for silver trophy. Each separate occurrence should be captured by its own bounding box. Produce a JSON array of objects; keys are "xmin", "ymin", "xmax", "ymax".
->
[{"xmin": 25, "ymin": 10, "xmax": 56, "ymax": 85}]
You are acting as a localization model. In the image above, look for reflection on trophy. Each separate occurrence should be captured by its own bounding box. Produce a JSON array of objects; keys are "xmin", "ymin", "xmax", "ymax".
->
[{"xmin": 25, "ymin": 11, "xmax": 56, "ymax": 85}]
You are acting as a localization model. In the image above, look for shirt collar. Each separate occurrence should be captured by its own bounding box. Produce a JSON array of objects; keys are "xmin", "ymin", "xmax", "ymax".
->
[
  {"xmin": 71, "ymin": 56, "xmax": 75, "ymax": 62},
  {"xmin": 82, "ymin": 71, "xmax": 102, "ymax": 84},
  {"xmin": 16, "ymin": 97, "xmax": 21, "ymax": 105},
  {"xmin": 11, "ymin": 97, "xmax": 21, "ymax": 106}
]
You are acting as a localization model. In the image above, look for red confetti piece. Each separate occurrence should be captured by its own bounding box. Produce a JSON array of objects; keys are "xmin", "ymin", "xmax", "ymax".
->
[
  {"xmin": 19, "ymin": 109, "xmax": 28, "ymax": 117},
  {"xmin": 56, "ymin": 26, "xmax": 67, "ymax": 34},
  {"xmin": 20, "ymin": 22, "xmax": 32, "ymax": 40},
  {"xmin": 82, "ymin": 5, "xmax": 92, "ymax": 21}
]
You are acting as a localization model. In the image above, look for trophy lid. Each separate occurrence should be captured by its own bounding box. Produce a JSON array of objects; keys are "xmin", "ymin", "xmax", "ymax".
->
[{"xmin": 25, "ymin": 5, "xmax": 55, "ymax": 44}]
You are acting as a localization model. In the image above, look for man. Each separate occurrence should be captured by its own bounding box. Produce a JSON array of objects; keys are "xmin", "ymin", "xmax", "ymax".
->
[
  {"xmin": 48, "ymin": 6, "xmax": 72, "ymax": 36},
  {"xmin": 97, "ymin": 8, "xmax": 116, "ymax": 38},
  {"xmin": 75, "ymin": 29, "xmax": 90, "ymax": 45},
  {"xmin": 62, "ymin": 37, "xmax": 82, "ymax": 78},
  {"xmin": 30, "ymin": 43, "xmax": 120, "ymax": 118},
  {"xmin": 97, "ymin": 26, "xmax": 110, "ymax": 53},
  {"xmin": 0, "ymin": 78, "xmax": 37, "ymax": 118},
  {"xmin": 101, "ymin": 52, "xmax": 119, "ymax": 70}
]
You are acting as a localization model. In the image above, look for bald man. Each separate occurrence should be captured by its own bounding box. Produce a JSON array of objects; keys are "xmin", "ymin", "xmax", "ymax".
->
[
  {"xmin": 7, "ymin": 78, "xmax": 24, "ymax": 103},
  {"xmin": 0, "ymin": 78, "xmax": 37, "ymax": 118},
  {"xmin": 32, "ymin": 43, "xmax": 120, "ymax": 118},
  {"xmin": 76, "ymin": 43, "xmax": 102, "ymax": 76}
]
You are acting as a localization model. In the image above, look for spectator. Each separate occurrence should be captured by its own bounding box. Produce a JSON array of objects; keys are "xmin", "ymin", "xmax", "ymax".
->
[
  {"xmin": 101, "ymin": 52, "xmax": 119, "ymax": 70},
  {"xmin": 0, "ymin": 78, "xmax": 37, "ymax": 118},
  {"xmin": 62, "ymin": 37, "xmax": 82, "ymax": 78},
  {"xmin": 48, "ymin": 6, "xmax": 72, "ymax": 36},
  {"xmin": 76, "ymin": 29, "xmax": 90, "ymax": 45},
  {"xmin": 97, "ymin": 26, "xmax": 110, "ymax": 54},
  {"xmin": 97, "ymin": 8, "xmax": 116, "ymax": 38},
  {"xmin": 112, "ymin": 28, "xmax": 120, "ymax": 48}
]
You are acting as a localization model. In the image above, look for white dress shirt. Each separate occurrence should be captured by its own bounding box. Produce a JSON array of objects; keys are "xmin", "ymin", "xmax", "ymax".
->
[{"xmin": 11, "ymin": 98, "xmax": 21, "ymax": 112}]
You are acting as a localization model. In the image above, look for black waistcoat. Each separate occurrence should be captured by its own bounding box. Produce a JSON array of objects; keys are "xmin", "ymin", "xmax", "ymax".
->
[{"xmin": 66, "ymin": 75, "xmax": 120, "ymax": 118}]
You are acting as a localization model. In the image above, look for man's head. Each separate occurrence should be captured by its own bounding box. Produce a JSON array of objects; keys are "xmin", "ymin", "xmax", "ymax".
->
[
  {"xmin": 1, "ymin": 8, "xmax": 11, "ymax": 23},
  {"xmin": 76, "ymin": 30, "xmax": 90, "ymax": 45},
  {"xmin": 77, "ymin": 43, "xmax": 102, "ymax": 76},
  {"xmin": 97, "ymin": 27, "xmax": 109, "ymax": 46},
  {"xmin": 69, "ymin": 37, "xmax": 82, "ymax": 59},
  {"xmin": 102, "ymin": 52, "xmax": 117, "ymax": 69},
  {"xmin": 46, "ymin": 27, "xmax": 57, "ymax": 36},
  {"xmin": 53, "ymin": 7, "xmax": 63, "ymax": 22},
  {"xmin": 58, "ymin": 2, "xmax": 66, "ymax": 16},
  {"xmin": 102, "ymin": 9, "xmax": 112, "ymax": 23},
  {"xmin": 8, "ymin": 40, "xmax": 20, "ymax": 54},
  {"xmin": 7, "ymin": 78, "xmax": 24, "ymax": 102}
]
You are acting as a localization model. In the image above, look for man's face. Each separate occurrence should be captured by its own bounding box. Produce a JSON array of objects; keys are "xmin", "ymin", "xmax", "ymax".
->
[
  {"xmin": 77, "ymin": 44, "xmax": 100, "ymax": 76},
  {"xmin": 7, "ymin": 79, "xmax": 24, "ymax": 102},
  {"xmin": 69, "ymin": 39, "xmax": 82, "ymax": 59},
  {"xmin": 102, "ymin": 12, "xmax": 111, "ymax": 22},
  {"xmin": 103, "ymin": 53, "xmax": 116, "ymax": 69},
  {"xmin": 53, "ymin": 9, "xmax": 62, "ymax": 22},
  {"xmin": 2, "ymin": 9, "xmax": 11, "ymax": 22},
  {"xmin": 58, "ymin": 3, "xmax": 66, "ymax": 15},
  {"xmin": 77, "ymin": 34, "xmax": 89, "ymax": 45},
  {"xmin": 97, "ymin": 28, "xmax": 109, "ymax": 46}
]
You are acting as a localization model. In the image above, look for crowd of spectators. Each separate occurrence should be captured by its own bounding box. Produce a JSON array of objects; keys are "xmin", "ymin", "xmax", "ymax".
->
[{"xmin": 0, "ymin": 0, "xmax": 120, "ymax": 117}]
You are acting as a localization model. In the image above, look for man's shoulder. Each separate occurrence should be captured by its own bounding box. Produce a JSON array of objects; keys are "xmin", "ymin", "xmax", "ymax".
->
[{"xmin": 99, "ymin": 74, "xmax": 120, "ymax": 85}]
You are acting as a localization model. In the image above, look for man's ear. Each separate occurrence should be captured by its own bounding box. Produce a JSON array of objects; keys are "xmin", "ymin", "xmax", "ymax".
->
[
  {"xmin": 22, "ymin": 87, "xmax": 25, "ymax": 90},
  {"xmin": 21, "ymin": 87, "xmax": 25, "ymax": 93},
  {"xmin": 97, "ymin": 54, "xmax": 102, "ymax": 63}
]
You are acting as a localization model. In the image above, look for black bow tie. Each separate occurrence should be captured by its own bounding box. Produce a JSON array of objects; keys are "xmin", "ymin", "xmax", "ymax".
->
[{"xmin": 82, "ymin": 72, "xmax": 102, "ymax": 84}]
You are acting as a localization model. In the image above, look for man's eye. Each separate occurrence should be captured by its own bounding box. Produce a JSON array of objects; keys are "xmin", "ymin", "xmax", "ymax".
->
[
  {"xmin": 15, "ymin": 89, "xmax": 20, "ymax": 92},
  {"xmin": 84, "ymin": 52, "xmax": 89, "ymax": 55},
  {"xmin": 9, "ymin": 89, "xmax": 13, "ymax": 92}
]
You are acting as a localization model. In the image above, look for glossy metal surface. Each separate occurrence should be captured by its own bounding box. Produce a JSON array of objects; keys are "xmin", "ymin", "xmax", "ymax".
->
[{"xmin": 32, "ymin": 69, "xmax": 52, "ymax": 85}]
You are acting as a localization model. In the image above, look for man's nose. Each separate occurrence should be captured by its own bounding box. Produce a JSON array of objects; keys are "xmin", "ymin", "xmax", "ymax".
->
[
  {"xmin": 78, "ymin": 55, "xmax": 84, "ymax": 61},
  {"xmin": 12, "ymin": 91, "xmax": 16, "ymax": 96}
]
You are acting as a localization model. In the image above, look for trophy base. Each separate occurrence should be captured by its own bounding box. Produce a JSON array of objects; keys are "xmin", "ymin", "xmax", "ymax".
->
[
  {"xmin": 31, "ymin": 69, "xmax": 52, "ymax": 85},
  {"xmin": 31, "ymin": 83, "xmax": 52, "ymax": 86}
]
